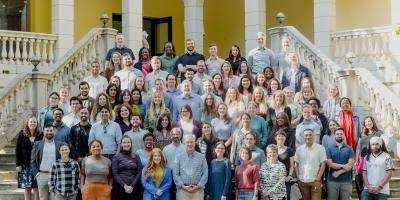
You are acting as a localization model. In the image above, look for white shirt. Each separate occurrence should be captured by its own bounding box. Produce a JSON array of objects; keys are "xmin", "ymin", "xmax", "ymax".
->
[
  {"xmin": 62, "ymin": 112, "xmax": 80, "ymax": 128},
  {"xmin": 363, "ymin": 152, "xmax": 394, "ymax": 195},
  {"xmin": 295, "ymin": 143, "xmax": 327, "ymax": 182},
  {"xmin": 193, "ymin": 73, "xmax": 211, "ymax": 87},
  {"xmin": 39, "ymin": 141, "xmax": 56, "ymax": 172},
  {"xmin": 114, "ymin": 68, "xmax": 138, "ymax": 91},
  {"xmin": 83, "ymin": 75, "xmax": 108, "ymax": 98}
]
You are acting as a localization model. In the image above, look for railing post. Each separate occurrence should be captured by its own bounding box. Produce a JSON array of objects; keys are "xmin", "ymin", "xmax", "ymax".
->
[
  {"xmin": 30, "ymin": 73, "xmax": 50, "ymax": 116},
  {"xmin": 268, "ymin": 27, "xmax": 285, "ymax": 53},
  {"xmin": 99, "ymin": 28, "xmax": 118, "ymax": 70}
]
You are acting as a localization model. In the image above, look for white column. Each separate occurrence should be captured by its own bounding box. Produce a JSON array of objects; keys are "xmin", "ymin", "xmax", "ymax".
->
[
  {"xmin": 314, "ymin": 0, "xmax": 336, "ymax": 57},
  {"xmin": 244, "ymin": 0, "xmax": 266, "ymax": 56},
  {"xmin": 52, "ymin": 0, "xmax": 74, "ymax": 60},
  {"xmin": 122, "ymin": 0, "xmax": 143, "ymax": 56},
  {"xmin": 184, "ymin": 0, "xmax": 204, "ymax": 54},
  {"xmin": 390, "ymin": 0, "xmax": 400, "ymax": 69}
]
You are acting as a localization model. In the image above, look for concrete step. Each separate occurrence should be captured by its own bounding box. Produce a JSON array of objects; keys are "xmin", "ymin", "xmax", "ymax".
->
[
  {"xmin": 0, "ymin": 145, "xmax": 16, "ymax": 154},
  {"xmin": 0, "ymin": 154, "xmax": 15, "ymax": 164},
  {"xmin": 0, "ymin": 181, "xmax": 17, "ymax": 190},
  {"xmin": 0, "ymin": 170, "xmax": 17, "ymax": 181},
  {"xmin": 0, "ymin": 189, "xmax": 24, "ymax": 200},
  {"xmin": 0, "ymin": 163, "xmax": 17, "ymax": 171}
]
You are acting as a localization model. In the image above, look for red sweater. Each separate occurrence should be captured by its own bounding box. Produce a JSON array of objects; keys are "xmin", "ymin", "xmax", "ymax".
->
[{"xmin": 235, "ymin": 162, "xmax": 260, "ymax": 192}]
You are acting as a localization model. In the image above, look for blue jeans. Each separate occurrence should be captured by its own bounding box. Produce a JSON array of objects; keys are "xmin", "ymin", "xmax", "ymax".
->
[
  {"xmin": 361, "ymin": 189, "xmax": 388, "ymax": 200},
  {"xmin": 237, "ymin": 191, "xmax": 254, "ymax": 200}
]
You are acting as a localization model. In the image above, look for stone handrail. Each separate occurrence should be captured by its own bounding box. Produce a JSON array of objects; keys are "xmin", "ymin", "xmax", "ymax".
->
[
  {"xmin": 0, "ymin": 30, "xmax": 57, "ymax": 67},
  {"xmin": 331, "ymin": 26, "xmax": 392, "ymax": 66}
]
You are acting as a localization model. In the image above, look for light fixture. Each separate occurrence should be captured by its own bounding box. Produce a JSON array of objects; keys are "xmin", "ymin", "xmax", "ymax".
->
[
  {"xmin": 100, "ymin": 13, "xmax": 109, "ymax": 28},
  {"xmin": 345, "ymin": 52, "xmax": 356, "ymax": 68},
  {"xmin": 275, "ymin": 12, "xmax": 285, "ymax": 27},
  {"xmin": 30, "ymin": 57, "xmax": 41, "ymax": 72}
]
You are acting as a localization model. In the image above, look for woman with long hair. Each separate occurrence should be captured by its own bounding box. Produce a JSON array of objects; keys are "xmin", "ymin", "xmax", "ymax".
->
[
  {"xmin": 238, "ymin": 75, "xmax": 254, "ymax": 107},
  {"xmin": 211, "ymin": 103, "xmax": 234, "ymax": 147},
  {"xmin": 90, "ymin": 93, "xmax": 114, "ymax": 123},
  {"xmin": 131, "ymin": 88, "xmax": 147, "ymax": 121},
  {"xmin": 174, "ymin": 104, "xmax": 203, "ymax": 139},
  {"xmin": 323, "ymin": 84, "xmax": 341, "ymax": 120},
  {"xmin": 294, "ymin": 87, "xmax": 315, "ymax": 105},
  {"xmin": 116, "ymin": 89, "xmax": 140, "ymax": 116},
  {"xmin": 358, "ymin": 116, "xmax": 383, "ymax": 156},
  {"xmin": 322, "ymin": 119, "xmax": 341, "ymax": 150},
  {"xmin": 235, "ymin": 147, "xmax": 260, "ymax": 200},
  {"xmin": 196, "ymin": 122, "xmax": 219, "ymax": 166},
  {"xmin": 115, "ymin": 104, "xmax": 133, "ymax": 134},
  {"xmin": 201, "ymin": 93, "xmax": 218, "ymax": 123},
  {"xmin": 266, "ymin": 90, "xmax": 292, "ymax": 133},
  {"xmin": 255, "ymin": 73, "xmax": 268, "ymax": 95},
  {"xmin": 335, "ymin": 97, "xmax": 361, "ymax": 151},
  {"xmin": 236, "ymin": 61, "xmax": 253, "ymax": 82},
  {"xmin": 208, "ymin": 142, "xmax": 232, "ymax": 200},
  {"xmin": 224, "ymin": 87, "xmax": 245, "ymax": 127},
  {"xmin": 275, "ymin": 131, "xmax": 295, "ymax": 200},
  {"xmin": 16, "ymin": 116, "xmax": 42, "ymax": 200},
  {"xmin": 246, "ymin": 101, "xmax": 268, "ymax": 149},
  {"xmin": 141, "ymin": 148, "xmax": 172, "ymax": 200},
  {"xmin": 144, "ymin": 91, "xmax": 171, "ymax": 133},
  {"xmin": 268, "ymin": 112, "xmax": 296, "ymax": 150},
  {"xmin": 265, "ymin": 78, "xmax": 282, "ymax": 103},
  {"xmin": 133, "ymin": 76, "xmax": 150, "ymax": 104},
  {"xmin": 220, "ymin": 61, "xmax": 239, "ymax": 90},
  {"xmin": 253, "ymin": 86, "xmax": 269, "ymax": 119},
  {"xmin": 263, "ymin": 67, "xmax": 275, "ymax": 86},
  {"xmin": 283, "ymin": 87, "xmax": 302, "ymax": 126},
  {"xmin": 105, "ymin": 52, "xmax": 122, "ymax": 81},
  {"xmin": 226, "ymin": 44, "xmax": 247, "ymax": 74},
  {"xmin": 58, "ymin": 87, "xmax": 71, "ymax": 114},
  {"xmin": 134, "ymin": 47, "xmax": 152, "ymax": 77},
  {"xmin": 153, "ymin": 113, "xmax": 173, "ymax": 149},
  {"xmin": 230, "ymin": 113, "xmax": 257, "ymax": 167},
  {"xmin": 212, "ymin": 73, "xmax": 226, "ymax": 100},
  {"xmin": 106, "ymin": 83, "xmax": 120, "ymax": 108}
]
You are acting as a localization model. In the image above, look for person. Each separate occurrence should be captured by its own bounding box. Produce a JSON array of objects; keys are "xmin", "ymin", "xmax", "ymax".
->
[
  {"xmin": 153, "ymin": 113, "xmax": 173, "ymax": 149},
  {"xmin": 321, "ymin": 120, "xmax": 340, "ymax": 150},
  {"xmin": 268, "ymin": 112, "xmax": 296, "ymax": 150},
  {"xmin": 106, "ymin": 83, "xmax": 120, "ymax": 109},
  {"xmin": 221, "ymin": 61, "xmax": 240, "ymax": 90},
  {"xmin": 247, "ymin": 32, "xmax": 277, "ymax": 74},
  {"xmin": 304, "ymin": 97, "xmax": 329, "ymax": 141},
  {"xmin": 124, "ymin": 113, "xmax": 149, "ymax": 151},
  {"xmin": 230, "ymin": 113, "xmax": 255, "ymax": 167},
  {"xmin": 136, "ymin": 133, "xmax": 155, "ymax": 167},
  {"xmin": 281, "ymin": 52, "xmax": 311, "ymax": 93},
  {"xmin": 70, "ymin": 108, "xmax": 91, "ymax": 162},
  {"xmin": 131, "ymin": 88, "xmax": 147, "ymax": 120},
  {"xmin": 211, "ymin": 103, "xmax": 234, "ymax": 147},
  {"xmin": 196, "ymin": 122, "xmax": 219, "ymax": 166},
  {"xmin": 174, "ymin": 104, "xmax": 203, "ymax": 139},
  {"xmin": 255, "ymin": 73, "xmax": 268, "ymax": 95},
  {"xmin": 117, "ymin": 89, "xmax": 140, "ymax": 115},
  {"xmin": 149, "ymin": 78, "xmax": 175, "ymax": 114},
  {"xmin": 105, "ymin": 33, "xmax": 135, "ymax": 68},
  {"xmin": 235, "ymin": 147, "xmax": 260, "ymax": 200},
  {"xmin": 357, "ymin": 116, "xmax": 384, "ymax": 170},
  {"xmin": 225, "ymin": 87, "xmax": 245, "ymax": 127},
  {"xmin": 238, "ymin": 75, "xmax": 254, "ymax": 107},
  {"xmin": 52, "ymin": 108, "xmax": 71, "ymax": 144},
  {"xmin": 295, "ymin": 104, "xmax": 321, "ymax": 146},
  {"xmin": 165, "ymin": 74, "xmax": 182, "ymax": 99},
  {"xmin": 77, "ymin": 81, "xmax": 95, "ymax": 114},
  {"xmin": 31, "ymin": 124, "xmax": 62, "ymax": 200},
  {"xmin": 294, "ymin": 77, "xmax": 316, "ymax": 98},
  {"xmin": 260, "ymin": 144, "xmax": 287, "ymax": 200},
  {"xmin": 104, "ymin": 52, "xmax": 122, "ymax": 81},
  {"xmin": 326, "ymin": 128, "xmax": 355, "ymax": 200},
  {"xmin": 202, "ymin": 80, "xmax": 223, "ymax": 104},
  {"xmin": 177, "ymin": 39, "xmax": 205, "ymax": 82},
  {"xmin": 177, "ymin": 68, "xmax": 202, "ymax": 95},
  {"xmin": 334, "ymin": 97, "xmax": 361, "ymax": 151},
  {"xmin": 58, "ymin": 88, "xmax": 71, "ymax": 114},
  {"xmin": 80, "ymin": 140, "xmax": 112, "ymax": 200},
  {"xmin": 246, "ymin": 101, "xmax": 268, "ymax": 149},
  {"xmin": 208, "ymin": 142, "xmax": 232, "ymax": 200},
  {"xmin": 294, "ymin": 87, "xmax": 316, "ymax": 106},
  {"xmin": 283, "ymin": 87, "xmax": 302, "ymax": 126},
  {"xmin": 323, "ymin": 84, "xmax": 341, "ymax": 120},
  {"xmin": 236, "ymin": 61, "xmax": 254, "ymax": 82},
  {"xmin": 145, "ymin": 56, "xmax": 169, "ymax": 89},
  {"xmin": 361, "ymin": 136, "xmax": 394, "ymax": 200},
  {"xmin": 201, "ymin": 93, "xmax": 218, "ymax": 123},
  {"xmin": 212, "ymin": 73, "xmax": 226, "ymax": 100},
  {"xmin": 294, "ymin": 129, "xmax": 326, "ymax": 200},
  {"xmin": 114, "ymin": 104, "xmax": 133, "ymax": 134},
  {"xmin": 112, "ymin": 135, "xmax": 142, "ymax": 199},
  {"xmin": 206, "ymin": 43, "xmax": 225, "ymax": 76},
  {"xmin": 90, "ymin": 93, "xmax": 114, "ymax": 123},
  {"xmin": 242, "ymin": 132, "xmax": 266, "ymax": 168},
  {"xmin": 110, "ymin": 75, "xmax": 122, "ymax": 92},
  {"xmin": 173, "ymin": 134, "xmax": 208, "ymax": 200},
  {"xmin": 37, "ymin": 92, "xmax": 60, "ymax": 131},
  {"xmin": 83, "ymin": 61, "xmax": 108, "ymax": 99},
  {"xmin": 265, "ymin": 77, "xmax": 281, "ymax": 103},
  {"xmin": 88, "ymin": 106, "xmax": 122, "ymax": 161},
  {"xmin": 226, "ymin": 44, "xmax": 247, "ymax": 74},
  {"xmin": 62, "ymin": 97, "xmax": 82, "ymax": 128},
  {"xmin": 16, "ymin": 116, "xmax": 42, "ymax": 200},
  {"xmin": 173, "ymin": 80, "xmax": 203, "ymax": 121},
  {"xmin": 160, "ymin": 41, "xmax": 179, "ymax": 75},
  {"xmin": 141, "ymin": 148, "xmax": 173, "ymax": 200},
  {"xmin": 144, "ymin": 91, "xmax": 171, "ymax": 133},
  {"xmin": 252, "ymin": 86, "xmax": 268, "ymax": 118},
  {"xmin": 133, "ymin": 75, "xmax": 151, "ymax": 103},
  {"xmin": 134, "ymin": 47, "xmax": 152, "ymax": 77},
  {"xmin": 264, "ymin": 64, "xmax": 276, "ymax": 84},
  {"xmin": 49, "ymin": 143, "xmax": 80, "ymax": 200},
  {"xmin": 266, "ymin": 90, "xmax": 292, "ymax": 132},
  {"xmin": 114, "ymin": 53, "xmax": 142, "ymax": 91},
  {"xmin": 276, "ymin": 36, "xmax": 291, "ymax": 79},
  {"xmin": 193, "ymin": 59, "xmax": 211, "ymax": 88},
  {"xmin": 275, "ymin": 130, "xmax": 295, "ymax": 200}
]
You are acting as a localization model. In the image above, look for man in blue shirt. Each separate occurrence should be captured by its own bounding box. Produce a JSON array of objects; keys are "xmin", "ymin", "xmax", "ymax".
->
[
  {"xmin": 52, "ymin": 108, "xmax": 71, "ymax": 144},
  {"xmin": 326, "ymin": 128, "xmax": 355, "ymax": 200},
  {"xmin": 247, "ymin": 32, "xmax": 277, "ymax": 74},
  {"xmin": 173, "ymin": 80, "xmax": 203, "ymax": 121}
]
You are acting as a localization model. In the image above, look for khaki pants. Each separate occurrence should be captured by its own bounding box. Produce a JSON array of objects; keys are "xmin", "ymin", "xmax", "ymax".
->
[
  {"xmin": 298, "ymin": 180, "xmax": 322, "ymax": 200},
  {"xmin": 81, "ymin": 183, "xmax": 111, "ymax": 200},
  {"xmin": 54, "ymin": 193, "xmax": 77, "ymax": 200},
  {"xmin": 36, "ymin": 172, "xmax": 54, "ymax": 200},
  {"xmin": 176, "ymin": 188, "xmax": 204, "ymax": 200}
]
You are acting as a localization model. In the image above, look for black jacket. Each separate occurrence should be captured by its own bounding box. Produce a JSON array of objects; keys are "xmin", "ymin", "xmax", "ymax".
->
[
  {"xmin": 70, "ymin": 123, "xmax": 92, "ymax": 159},
  {"xmin": 15, "ymin": 132, "xmax": 43, "ymax": 166}
]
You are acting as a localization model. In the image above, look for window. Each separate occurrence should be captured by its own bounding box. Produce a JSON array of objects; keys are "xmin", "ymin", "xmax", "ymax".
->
[{"xmin": 0, "ymin": 0, "xmax": 28, "ymax": 31}]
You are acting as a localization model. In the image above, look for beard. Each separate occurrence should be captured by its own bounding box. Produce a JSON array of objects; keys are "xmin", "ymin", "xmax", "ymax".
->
[
  {"xmin": 45, "ymin": 134, "xmax": 54, "ymax": 140},
  {"xmin": 335, "ymin": 138, "xmax": 343, "ymax": 143},
  {"xmin": 372, "ymin": 146, "xmax": 382, "ymax": 154}
]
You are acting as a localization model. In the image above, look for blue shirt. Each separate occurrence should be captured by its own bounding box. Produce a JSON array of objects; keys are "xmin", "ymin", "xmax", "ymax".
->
[
  {"xmin": 173, "ymin": 151, "xmax": 208, "ymax": 189},
  {"xmin": 247, "ymin": 47, "xmax": 277, "ymax": 73},
  {"xmin": 53, "ymin": 122, "xmax": 71, "ymax": 143},
  {"xmin": 173, "ymin": 93, "xmax": 203, "ymax": 121},
  {"xmin": 295, "ymin": 119, "xmax": 321, "ymax": 145},
  {"xmin": 249, "ymin": 116, "xmax": 268, "ymax": 148},
  {"xmin": 88, "ymin": 120, "xmax": 123, "ymax": 155},
  {"xmin": 326, "ymin": 144, "xmax": 354, "ymax": 182}
]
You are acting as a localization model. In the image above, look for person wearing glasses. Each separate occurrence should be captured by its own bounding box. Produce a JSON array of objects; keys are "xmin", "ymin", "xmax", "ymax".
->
[
  {"xmin": 88, "ymin": 106, "xmax": 122, "ymax": 161},
  {"xmin": 37, "ymin": 92, "xmax": 60, "ymax": 131}
]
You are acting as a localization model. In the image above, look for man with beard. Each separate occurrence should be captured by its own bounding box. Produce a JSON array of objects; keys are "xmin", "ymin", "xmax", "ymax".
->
[
  {"xmin": 114, "ymin": 53, "xmax": 143, "ymax": 91},
  {"xmin": 173, "ymin": 80, "xmax": 203, "ymax": 121},
  {"xmin": 77, "ymin": 81, "xmax": 95, "ymax": 114},
  {"xmin": 31, "ymin": 124, "xmax": 62, "ymax": 200},
  {"xmin": 193, "ymin": 60, "xmax": 211, "ymax": 87},
  {"xmin": 326, "ymin": 128, "xmax": 355, "ymax": 200},
  {"xmin": 70, "ymin": 108, "xmax": 91, "ymax": 161},
  {"xmin": 83, "ymin": 61, "xmax": 108, "ymax": 99},
  {"xmin": 177, "ymin": 39, "xmax": 205, "ymax": 83},
  {"xmin": 124, "ymin": 113, "xmax": 149, "ymax": 151},
  {"xmin": 177, "ymin": 68, "xmax": 202, "ymax": 95},
  {"xmin": 52, "ymin": 108, "xmax": 71, "ymax": 144},
  {"xmin": 361, "ymin": 136, "xmax": 394, "ymax": 199},
  {"xmin": 241, "ymin": 132, "xmax": 266, "ymax": 168},
  {"xmin": 147, "ymin": 78, "xmax": 175, "ymax": 113},
  {"xmin": 62, "ymin": 97, "xmax": 82, "ymax": 128},
  {"xmin": 145, "ymin": 56, "xmax": 169, "ymax": 89}
]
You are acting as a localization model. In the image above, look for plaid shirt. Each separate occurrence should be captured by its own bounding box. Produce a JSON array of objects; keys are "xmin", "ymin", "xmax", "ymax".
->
[{"xmin": 49, "ymin": 159, "xmax": 80, "ymax": 197}]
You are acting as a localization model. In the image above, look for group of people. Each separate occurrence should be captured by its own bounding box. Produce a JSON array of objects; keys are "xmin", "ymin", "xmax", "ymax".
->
[{"xmin": 15, "ymin": 31, "xmax": 394, "ymax": 200}]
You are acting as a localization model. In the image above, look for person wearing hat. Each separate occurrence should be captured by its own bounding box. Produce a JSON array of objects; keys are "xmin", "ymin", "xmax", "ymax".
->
[{"xmin": 361, "ymin": 136, "xmax": 394, "ymax": 199}]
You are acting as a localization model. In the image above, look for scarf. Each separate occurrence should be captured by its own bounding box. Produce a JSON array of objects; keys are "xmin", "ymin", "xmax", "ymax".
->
[{"xmin": 340, "ymin": 111, "xmax": 355, "ymax": 150}]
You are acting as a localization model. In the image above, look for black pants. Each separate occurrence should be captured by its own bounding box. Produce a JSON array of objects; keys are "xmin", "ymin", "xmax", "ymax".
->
[
  {"xmin": 355, "ymin": 173, "xmax": 364, "ymax": 199},
  {"xmin": 113, "ymin": 183, "xmax": 138, "ymax": 200}
]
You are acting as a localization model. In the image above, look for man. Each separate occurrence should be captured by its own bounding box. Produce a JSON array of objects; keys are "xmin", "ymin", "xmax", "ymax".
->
[
  {"xmin": 296, "ymin": 104, "xmax": 321, "ymax": 146},
  {"xmin": 247, "ymin": 32, "xmax": 277, "ymax": 74},
  {"xmin": 38, "ymin": 92, "xmax": 60, "ymax": 131},
  {"xmin": 52, "ymin": 108, "xmax": 71, "ymax": 143},
  {"xmin": 83, "ymin": 61, "xmax": 108, "ymax": 99},
  {"xmin": 160, "ymin": 41, "xmax": 179, "ymax": 74},
  {"xmin": 277, "ymin": 36, "xmax": 291, "ymax": 80},
  {"xmin": 173, "ymin": 80, "xmax": 203, "ymax": 121},
  {"xmin": 114, "ymin": 53, "xmax": 143, "ymax": 91},
  {"xmin": 240, "ymin": 132, "xmax": 266, "ymax": 168},
  {"xmin": 147, "ymin": 78, "xmax": 175, "ymax": 113},
  {"xmin": 88, "ymin": 106, "xmax": 122, "ymax": 161},
  {"xmin": 105, "ymin": 33, "xmax": 135, "ymax": 67},
  {"xmin": 124, "ymin": 113, "xmax": 149, "ymax": 151},
  {"xmin": 205, "ymin": 43, "xmax": 225, "ymax": 76},
  {"xmin": 177, "ymin": 68, "xmax": 202, "ymax": 95},
  {"xmin": 145, "ymin": 56, "xmax": 169, "ymax": 89},
  {"xmin": 70, "ymin": 107, "xmax": 91, "ymax": 161},
  {"xmin": 362, "ymin": 136, "xmax": 394, "ymax": 199},
  {"xmin": 177, "ymin": 39, "xmax": 205, "ymax": 82},
  {"xmin": 304, "ymin": 97, "xmax": 328, "ymax": 141},
  {"xmin": 326, "ymin": 128, "xmax": 355, "ymax": 200},
  {"xmin": 173, "ymin": 134, "xmax": 208, "ymax": 200},
  {"xmin": 77, "ymin": 81, "xmax": 95, "ymax": 114},
  {"xmin": 295, "ymin": 129, "xmax": 326, "ymax": 200},
  {"xmin": 193, "ymin": 60, "xmax": 211, "ymax": 88},
  {"xmin": 281, "ymin": 52, "xmax": 311, "ymax": 93},
  {"xmin": 201, "ymin": 80, "xmax": 223, "ymax": 104},
  {"xmin": 31, "ymin": 124, "xmax": 62, "ymax": 200},
  {"xmin": 62, "ymin": 97, "xmax": 82, "ymax": 128}
]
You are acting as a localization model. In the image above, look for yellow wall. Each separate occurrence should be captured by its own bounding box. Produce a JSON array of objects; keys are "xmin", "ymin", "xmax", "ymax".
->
[
  {"xmin": 30, "ymin": 0, "xmax": 51, "ymax": 33},
  {"xmin": 336, "ymin": 0, "xmax": 391, "ymax": 30}
]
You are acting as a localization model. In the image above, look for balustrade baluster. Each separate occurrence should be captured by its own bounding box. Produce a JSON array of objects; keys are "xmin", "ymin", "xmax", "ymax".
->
[
  {"xmin": 28, "ymin": 38, "xmax": 35, "ymax": 60},
  {"xmin": 35, "ymin": 39, "xmax": 42, "ymax": 64},
  {"xmin": 333, "ymin": 37, "xmax": 340, "ymax": 62},
  {"xmin": 339, "ymin": 36, "xmax": 346, "ymax": 64},
  {"xmin": 360, "ymin": 35, "xmax": 367, "ymax": 62},
  {"xmin": 48, "ymin": 40, "xmax": 55, "ymax": 65},
  {"xmin": 353, "ymin": 35, "xmax": 359, "ymax": 59},
  {"xmin": 367, "ymin": 35, "xmax": 374, "ymax": 62},
  {"xmin": 15, "ymin": 38, "xmax": 21, "ymax": 65},
  {"xmin": 21, "ymin": 38, "xmax": 28, "ymax": 65},
  {"xmin": 8, "ymin": 37, "xmax": 15, "ymax": 65},
  {"xmin": 42, "ymin": 40, "xmax": 48, "ymax": 66},
  {"xmin": 373, "ymin": 34, "xmax": 381, "ymax": 62}
]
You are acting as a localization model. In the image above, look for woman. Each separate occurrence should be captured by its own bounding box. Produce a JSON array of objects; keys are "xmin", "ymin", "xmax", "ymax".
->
[
  {"xmin": 196, "ymin": 122, "xmax": 219, "ymax": 166},
  {"xmin": 133, "ymin": 76, "xmax": 150, "ymax": 103},
  {"xmin": 268, "ymin": 112, "xmax": 296, "ymax": 150},
  {"xmin": 153, "ymin": 113, "xmax": 173, "ymax": 149},
  {"xmin": 59, "ymin": 87, "xmax": 71, "ymax": 114},
  {"xmin": 49, "ymin": 144, "xmax": 80, "ymax": 199},
  {"xmin": 263, "ymin": 67, "xmax": 275, "ymax": 84},
  {"xmin": 255, "ymin": 73, "xmax": 268, "ymax": 95},
  {"xmin": 335, "ymin": 97, "xmax": 361, "ymax": 151},
  {"xmin": 253, "ymin": 86, "xmax": 269, "ymax": 119},
  {"xmin": 322, "ymin": 120, "xmax": 340, "ymax": 150},
  {"xmin": 236, "ymin": 61, "xmax": 253, "ymax": 83},
  {"xmin": 112, "ymin": 135, "xmax": 142, "ymax": 199},
  {"xmin": 90, "ymin": 93, "xmax": 114, "ymax": 123},
  {"xmin": 225, "ymin": 87, "xmax": 245, "ymax": 127},
  {"xmin": 201, "ymin": 93, "xmax": 218, "ymax": 123},
  {"xmin": 283, "ymin": 87, "xmax": 302, "ymax": 126},
  {"xmin": 110, "ymin": 75, "xmax": 122, "ymax": 93},
  {"xmin": 212, "ymin": 73, "xmax": 226, "ymax": 100},
  {"xmin": 174, "ymin": 104, "xmax": 203, "ymax": 139},
  {"xmin": 266, "ymin": 90, "xmax": 292, "ymax": 132},
  {"xmin": 115, "ymin": 104, "xmax": 133, "ymax": 134},
  {"xmin": 294, "ymin": 87, "xmax": 315, "ymax": 105},
  {"xmin": 144, "ymin": 91, "xmax": 171, "ymax": 133},
  {"xmin": 117, "ymin": 89, "xmax": 140, "ymax": 116},
  {"xmin": 106, "ymin": 83, "xmax": 120, "ymax": 108},
  {"xmin": 260, "ymin": 144, "xmax": 287, "ymax": 200},
  {"xmin": 211, "ymin": 103, "xmax": 234, "ymax": 147},
  {"xmin": 131, "ymin": 88, "xmax": 147, "ymax": 121},
  {"xmin": 230, "ymin": 113, "xmax": 256, "ymax": 166},
  {"xmin": 165, "ymin": 74, "xmax": 181, "ymax": 99},
  {"xmin": 226, "ymin": 44, "xmax": 247, "ymax": 73},
  {"xmin": 208, "ymin": 142, "xmax": 232, "ymax": 200},
  {"xmin": 16, "ymin": 117, "xmax": 42, "ymax": 200},
  {"xmin": 265, "ymin": 78, "xmax": 281, "ymax": 103},
  {"xmin": 323, "ymin": 84, "xmax": 341, "ymax": 120},
  {"xmin": 134, "ymin": 47, "xmax": 152, "ymax": 77},
  {"xmin": 81, "ymin": 140, "xmax": 112, "ymax": 200},
  {"xmin": 235, "ymin": 147, "xmax": 260, "ymax": 200},
  {"xmin": 275, "ymin": 131, "xmax": 295, "ymax": 200},
  {"xmin": 238, "ymin": 75, "xmax": 254, "ymax": 106},
  {"xmin": 141, "ymin": 148, "xmax": 172, "ymax": 200},
  {"xmin": 247, "ymin": 101, "xmax": 268, "ymax": 149},
  {"xmin": 105, "ymin": 52, "xmax": 122, "ymax": 81},
  {"xmin": 221, "ymin": 61, "xmax": 239, "ymax": 90}
]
